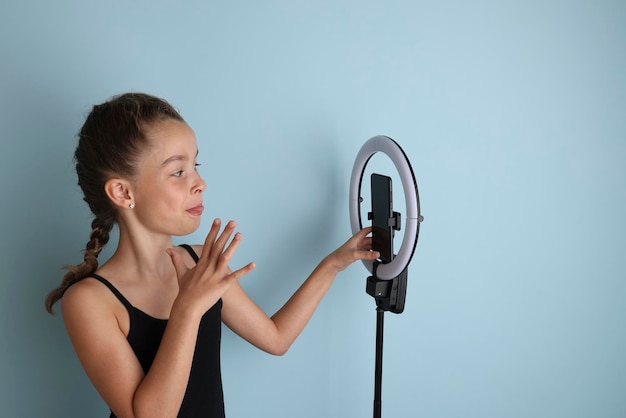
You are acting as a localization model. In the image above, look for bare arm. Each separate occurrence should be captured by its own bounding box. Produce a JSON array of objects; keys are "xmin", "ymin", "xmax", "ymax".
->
[
  {"xmin": 222, "ymin": 227, "xmax": 378, "ymax": 355},
  {"xmin": 62, "ymin": 284, "xmax": 202, "ymax": 417},
  {"xmin": 62, "ymin": 219, "xmax": 254, "ymax": 418}
]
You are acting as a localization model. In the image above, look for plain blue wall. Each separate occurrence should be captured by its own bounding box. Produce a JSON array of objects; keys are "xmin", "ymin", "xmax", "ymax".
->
[{"xmin": 1, "ymin": 1, "xmax": 625, "ymax": 417}]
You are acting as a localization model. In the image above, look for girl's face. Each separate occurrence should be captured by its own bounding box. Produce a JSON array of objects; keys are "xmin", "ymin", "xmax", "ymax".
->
[{"xmin": 130, "ymin": 119, "xmax": 206, "ymax": 237}]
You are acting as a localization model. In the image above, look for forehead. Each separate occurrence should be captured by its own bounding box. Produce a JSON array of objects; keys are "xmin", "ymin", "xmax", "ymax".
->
[{"xmin": 143, "ymin": 119, "xmax": 198, "ymax": 163}]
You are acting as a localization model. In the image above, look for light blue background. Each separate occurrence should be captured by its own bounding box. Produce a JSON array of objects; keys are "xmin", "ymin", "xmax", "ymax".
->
[{"xmin": 1, "ymin": 1, "xmax": 625, "ymax": 417}]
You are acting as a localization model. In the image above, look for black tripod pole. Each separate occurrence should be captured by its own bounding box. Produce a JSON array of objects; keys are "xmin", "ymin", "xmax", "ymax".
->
[{"xmin": 374, "ymin": 307, "xmax": 384, "ymax": 418}]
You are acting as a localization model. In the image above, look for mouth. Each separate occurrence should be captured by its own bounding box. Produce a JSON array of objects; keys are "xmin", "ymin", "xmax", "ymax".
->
[{"xmin": 186, "ymin": 204, "xmax": 204, "ymax": 217}]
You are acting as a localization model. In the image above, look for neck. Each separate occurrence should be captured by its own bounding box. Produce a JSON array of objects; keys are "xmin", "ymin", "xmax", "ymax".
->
[{"xmin": 104, "ymin": 225, "xmax": 177, "ymax": 282}]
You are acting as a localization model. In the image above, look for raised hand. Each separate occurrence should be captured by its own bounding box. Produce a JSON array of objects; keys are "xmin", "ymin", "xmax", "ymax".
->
[{"xmin": 167, "ymin": 219, "xmax": 255, "ymax": 317}]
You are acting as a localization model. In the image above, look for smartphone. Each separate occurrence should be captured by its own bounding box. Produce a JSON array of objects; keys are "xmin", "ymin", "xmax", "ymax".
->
[{"xmin": 370, "ymin": 173, "xmax": 394, "ymax": 263}]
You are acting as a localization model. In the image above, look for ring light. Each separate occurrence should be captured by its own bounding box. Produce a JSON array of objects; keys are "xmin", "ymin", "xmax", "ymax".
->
[{"xmin": 349, "ymin": 135, "xmax": 422, "ymax": 280}]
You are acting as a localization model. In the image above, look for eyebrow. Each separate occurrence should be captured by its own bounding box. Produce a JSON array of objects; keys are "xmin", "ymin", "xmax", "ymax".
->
[{"xmin": 161, "ymin": 150, "xmax": 199, "ymax": 167}]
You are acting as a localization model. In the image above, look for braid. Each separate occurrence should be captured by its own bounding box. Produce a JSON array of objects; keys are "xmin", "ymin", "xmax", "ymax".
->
[
  {"xmin": 45, "ymin": 92, "xmax": 184, "ymax": 315},
  {"xmin": 85, "ymin": 216, "xmax": 112, "ymax": 261},
  {"xmin": 45, "ymin": 216, "xmax": 114, "ymax": 314}
]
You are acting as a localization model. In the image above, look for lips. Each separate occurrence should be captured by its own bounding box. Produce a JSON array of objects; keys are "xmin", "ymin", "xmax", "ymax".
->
[{"xmin": 186, "ymin": 204, "xmax": 204, "ymax": 216}]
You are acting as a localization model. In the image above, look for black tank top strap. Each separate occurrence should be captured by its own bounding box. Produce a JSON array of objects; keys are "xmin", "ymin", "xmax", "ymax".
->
[
  {"xmin": 87, "ymin": 273, "xmax": 134, "ymax": 312},
  {"xmin": 179, "ymin": 244, "xmax": 200, "ymax": 263}
]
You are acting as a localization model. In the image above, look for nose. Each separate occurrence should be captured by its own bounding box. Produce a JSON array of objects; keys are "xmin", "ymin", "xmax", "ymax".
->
[{"xmin": 193, "ymin": 171, "xmax": 206, "ymax": 194}]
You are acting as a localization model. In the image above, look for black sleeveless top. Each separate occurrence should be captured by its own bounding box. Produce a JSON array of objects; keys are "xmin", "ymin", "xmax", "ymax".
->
[{"xmin": 89, "ymin": 244, "xmax": 225, "ymax": 418}]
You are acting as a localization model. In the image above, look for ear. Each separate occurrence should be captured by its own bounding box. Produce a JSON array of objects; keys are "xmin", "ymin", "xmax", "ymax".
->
[{"xmin": 104, "ymin": 178, "xmax": 134, "ymax": 210}]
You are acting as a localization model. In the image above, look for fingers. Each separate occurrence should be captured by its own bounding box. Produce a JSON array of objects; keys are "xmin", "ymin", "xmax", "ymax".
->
[
  {"xmin": 219, "ymin": 231, "xmax": 243, "ymax": 267},
  {"xmin": 197, "ymin": 219, "xmax": 251, "ymax": 280},
  {"xmin": 349, "ymin": 228, "xmax": 379, "ymax": 261},
  {"xmin": 166, "ymin": 247, "xmax": 189, "ymax": 278},
  {"xmin": 201, "ymin": 218, "xmax": 224, "ymax": 260},
  {"xmin": 204, "ymin": 222, "xmax": 255, "ymax": 279},
  {"xmin": 357, "ymin": 228, "xmax": 379, "ymax": 260},
  {"xmin": 362, "ymin": 249, "xmax": 380, "ymax": 260},
  {"xmin": 203, "ymin": 219, "xmax": 238, "ymax": 263},
  {"xmin": 213, "ymin": 221, "xmax": 237, "ymax": 261},
  {"xmin": 229, "ymin": 261, "xmax": 256, "ymax": 281},
  {"xmin": 349, "ymin": 227, "xmax": 373, "ymax": 246},
  {"xmin": 344, "ymin": 228, "xmax": 375, "ymax": 251},
  {"xmin": 355, "ymin": 226, "xmax": 373, "ymax": 239}
]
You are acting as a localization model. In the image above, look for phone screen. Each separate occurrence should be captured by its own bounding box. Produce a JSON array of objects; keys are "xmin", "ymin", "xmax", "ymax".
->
[{"xmin": 370, "ymin": 173, "xmax": 394, "ymax": 263}]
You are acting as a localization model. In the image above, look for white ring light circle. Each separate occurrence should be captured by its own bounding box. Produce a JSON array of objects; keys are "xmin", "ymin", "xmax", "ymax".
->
[{"xmin": 349, "ymin": 135, "xmax": 421, "ymax": 280}]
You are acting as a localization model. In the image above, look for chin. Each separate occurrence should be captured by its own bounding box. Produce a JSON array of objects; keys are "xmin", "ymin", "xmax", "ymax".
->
[{"xmin": 177, "ymin": 220, "xmax": 202, "ymax": 236}]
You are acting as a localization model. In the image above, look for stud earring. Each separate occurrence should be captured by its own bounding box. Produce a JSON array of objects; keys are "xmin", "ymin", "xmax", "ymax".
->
[{"xmin": 129, "ymin": 203, "xmax": 135, "ymax": 209}]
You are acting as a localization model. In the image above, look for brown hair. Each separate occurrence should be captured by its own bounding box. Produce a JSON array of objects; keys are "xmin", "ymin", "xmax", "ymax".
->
[{"xmin": 45, "ymin": 92, "xmax": 185, "ymax": 314}]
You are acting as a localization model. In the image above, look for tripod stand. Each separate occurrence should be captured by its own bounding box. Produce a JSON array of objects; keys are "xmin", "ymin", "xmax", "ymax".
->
[{"xmin": 367, "ymin": 264, "xmax": 408, "ymax": 418}]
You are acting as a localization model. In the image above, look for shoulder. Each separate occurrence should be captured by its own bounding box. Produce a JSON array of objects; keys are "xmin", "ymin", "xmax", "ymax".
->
[
  {"xmin": 61, "ymin": 276, "xmax": 125, "ymax": 333},
  {"xmin": 62, "ymin": 276, "xmax": 112, "ymax": 312}
]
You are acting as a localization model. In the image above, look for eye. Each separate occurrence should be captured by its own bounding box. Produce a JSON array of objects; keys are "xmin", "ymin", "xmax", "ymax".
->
[
  {"xmin": 172, "ymin": 170, "xmax": 184, "ymax": 177},
  {"xmin": 194, "ymin": 163, "xmax": 201, "ymax": 171}
]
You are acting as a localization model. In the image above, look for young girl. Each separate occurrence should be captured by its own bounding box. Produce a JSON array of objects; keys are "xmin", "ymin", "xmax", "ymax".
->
[{"xmin": 45, "ymin": 93, "xmax": 378, "ymax": 418}]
